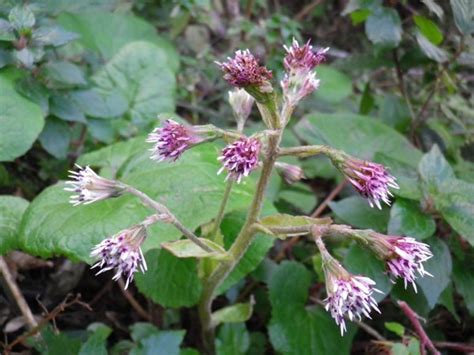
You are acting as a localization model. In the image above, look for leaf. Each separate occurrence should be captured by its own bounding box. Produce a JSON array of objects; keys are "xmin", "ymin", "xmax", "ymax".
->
[
  {"xmin": 32, "ymin": 326, "xmax": 82, "ymax": 354},
  {"xmin": 385, "ymin": 322, "xmax": 405, "ymax": 337},
  {"xmin": 50, "ymin": 94, "xmax": 86, "ymax": 123},
  {"xmin": 379, "ymin": 94, "xmax": 410, "ymax": 131},
  {"xmin": 413, "ymin": 15, "xmax": 443, "ymax": 45},
  {"xmin": 0, "ymin": 196, "xmax": 29, "ymax": 255},
  {"xmin": 452, "ymin": 257, "xmax": 474, "ymax": 314},
  {"xmin": 32, "ymin": 26, "xmax": 79, "ymax": 47},
  {"xmin": 295, "ymin": 112, "xmax": 422, "ymax": 166},
  {"xmin": 415, "ymin": 31, "xmax": 448, "ymax": 63},
  {"xmin": 161, "ymin": 239, "xmax": 227, "ymax": 259},
  {"xmin": 0, "ymin": 75, "xmax": 44, "ymax": 162},
  {"xmin": 9, "ymin": 5, "xmax": 35, "ymax": 31},
  {"xmin": 277, "ymin": 183, "xmax": 317, "ymax": 215},
  {"xmin": 415, "ymin": 238, "xmax": 452, "ymax": 309},
  {"xmin": 212, "ymin": 301, "xmax": 254, "ymax": 326},
  {"xmin": 422, "ymin": 0, "xmax": 444, "ymax": 19},
  {"xmin": 418, "ymin": 145, "xmax": 455, "ymax": 195},
  {"xmin": 344, "ymin": 243, "xmax": 392, "ymax": 302},
  {"xmin": 18, "ymin": 143, "xmax": 255, "ymax": 261},
  {"xmin": 129, "ymin": 324, "xmax": 185, "ymax": 355},
  {"xmin": 314, "ymin": 65, "xmax": 352, "ymax": 103},
  {"xmin": 57, "ymin": 12, "xmax": 179, "ymax": 72},
  {"xmin": 388, "ymin": 199, "xmax": 436, "ymax": 240},
  {"xmin": 70, "ymin": 89, "xmax": 128, "ymax": 119},
  {"xmin": 365, "ymin": 7, "xmax": 402, "ymax": 47},
  {"xmin": 79, "ymin": 323, "xmax": 112, "ymax": 355},
  {"xmin": 329, "ymin": 196, "xmax": 390, "ymax": 232},
  {"xmin": 450, "ymin": 0, "xmax": 474, "ymax": 35},
  {"xmin": 269, "ymin": 261, "xmax": 356, "ymax": 354},
  {"xmin": 44, "ymin": 61, "xmax": 87, "ymax": 86},
  {"xmin": 92, "ymin": 41, "xmax": 176, "ymax": 127},
  {"xmin": 39, "ymin": 117, "xmax": 71, "ymax": 159},
  {"xmin": 15, "ymin": 48, "xmax": 34, "ymax": 68},
  {"xmin": 216, "ymin": 323, "xmax": 250, "ymax": 355},
  {"xmin": 135, "ymin": 249, "xmax": 202, "ymax": 308},
  {"xmin": 0, "ymin": 19, "xmax": 14, "ymax": 41}
]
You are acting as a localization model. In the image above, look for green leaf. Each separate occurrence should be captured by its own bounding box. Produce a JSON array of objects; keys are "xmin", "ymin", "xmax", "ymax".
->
[
  {"xmin": 418, "ymin": 145, "xmax": 455, "ymax": 195},
  {"xmin": 0, "ymin": 196, "xmax": 29, "ymax": 255},
  {"xmin": 57, "ymin": 12, "xmax": 179, "ymax": 72},
  {"xmin": 295, "ymin": 112, "xmax": 422, "ymax": 166},
  {"xmin": 329, "ymin": 196, "xmax": 390, "ymax": 232},
  {"xmin": 385, "ymin": 322, "xmax": 405, "ymax": 337},
  {"xmin": 79, "ymin": 323, "xmax": 112, "ymax": 355},
  {"xmin": 415, "ymin": 31, "xmax": 448, "ymax": 63},
  {"xmin": 0, "ymin": 75, "xmax": 44, "ymax": 162},
  {"xmin": 216, "ymin": 323, "xmax": 250, "ymax": 355},
  {"xmin": 33, "ymin": 26, "xmax": 79, "ymax": 47},
  {"xmin": 452, "ymin": 257, "xmax": 474, "ymax": 314},
  {"xmin": 365, "ymin": 7, "xmax": 402, "ymax": 47},
  {"xmin": 415, "ymin": 238, "xmax": 452, "ymax": 309},
  {"xmin": 129, "ymin": 324, "xmax": 185, "ymax": 355},
  {"xmin": 50, "ymin": 94, "xmax": 86, "ymax": 123},
  {"xmin": 388, "ymin": 199, "xmax": 435, "ymax": 240},
  {"xmin": 19, "ymin": 143, "xmax": 255, "ymax": 261},
  {"xmin": 269, "ymin": 261, "xmax": 356, "ymax": 353},
  {"xmin": 413, "ymin": 15, "xmax": 443, "ymax": 45},
  {"xmin": 9, "ymin": 5, "xmax": 35, "ymax": 31},
  {"xmin": 313, "ymin": 65, "xmax": 352, "ymax": 103},
  {"xmin": 135, "ymin": 249, "xmax": 202, "ymax": 308},
  {"xmin": 344, "ymin": 243, "xmax": 392, "ymax": 302},
  {"xmin": 379, "ymin": 94, "xmax": 410, "ymax": 131},
  {"xmin": 161, "ymin": 239, "xmax": 227, "ymax": 259},
  {"xmin": 70, "ymin": 89, "xmax": 128, "ymax": 119},
  {"xmin": 0, "ymin": 19, "xmax": 15, "ymax": 41},
  {"xmin": 277, "ymin": 182, "xmax": 317, "ymax": 215},
  {"xmin": 32, "ymin": 326, "xmax": 82, "ymax": 354},
  {"xmin": 212, "ymin": 301, "xmax": 254, "ymax": 326},
  {"xmin": 39, "ymin": 118, "xmax": 71, "ymax": 159},
  {"xmin": 92, "ymin": 41, "xmax": 176, "ymax": 127},
  {"xmin": 422, "ymin": 0, "xmax": 444, "ymax": 19},
  {"xmin": 44, "ymin": 61, "xmax": 87, "ymax": 86},
  {"xmin": 450, "ymin": 0, "xmax": 474, "ymax": 35},
  {"xmin": 359, "ymin": 82, "xmax": 375, "ymax": 115}
]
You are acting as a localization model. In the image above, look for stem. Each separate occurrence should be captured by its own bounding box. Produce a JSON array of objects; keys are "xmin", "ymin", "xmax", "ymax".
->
[
  {"xmin": 123, "ymin": 184, "xmax": 214, "ymax": 253},
  {"xmin": 199, "ymin": 121, "xmax": 283, "ymax": 353},
  {"xmin": 210, "ymin": 180, "xmax": 234, "ymax": 238},
  {"xmin": 278, "ymin": 145, "xmax": 332, "ymax": 158}
]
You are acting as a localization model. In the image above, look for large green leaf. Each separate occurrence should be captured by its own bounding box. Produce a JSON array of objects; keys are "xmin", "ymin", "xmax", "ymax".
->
[
  {"xmin": 294, "ymin": 112, "xmax": 421, "ymax": 166},
  {"xmin": 313, "ymin": 65, "xmax": 352, "ymax": 103},
  {"xmin": 18, "ymin": 143, "xmax": 255, "ymax": 261},
  {"xmin": 365, "ymin": 7, "xmax": 402, "ymax": 47},
  {"xmin": 0, "ymin": 75, "xmax": 44, "ymax": 161},
  {"xmin": 92, "ymin": 41, "xmax": 176, "ymax": 126},
  {"xmin": 0, "ymin": 195, "xmax": 29, "ymax": 255},
  {"xmin": 57, "ymin": 12, "xmax": 179, "ymax": 72},
  {"xmin": 216, "ymin": 323, "xmax": 250, "ymax": 355},
  {"xmin": 387, "ymin": 199, "xmax": 435, "ymax": 240},
  {"xmin": 452, "ymin": 257, "xmax": 474, "ymax": 315},
  {"xmin": 269, "ymin": 261, "xmax": 356, "ymax": 354}
]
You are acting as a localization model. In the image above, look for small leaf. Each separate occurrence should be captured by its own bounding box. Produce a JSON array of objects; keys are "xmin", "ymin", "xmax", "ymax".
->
[
  {"xmin": 129, "ymin": 325, "xmax": 185, "ymax": 355},
  {"xmin": 385, "ymin": 322, "xmax": 405, "ymax": 337},
  {"xmin": 212, "ymin": 300, "xmax": 254, "ymax": 326},
  {"xmin": 277, "ymin": 182, "xmax": 317, "ymax": 215},
  {"xmin": 44, "ymin": 61, "xmax": 87, "ymax": 86},
  {"xmin": 422, "ymin": 0, "xmax": 444, "ymax": 19},
  {"xmin": 365, "ymin": 7, "xmax": 402, "ymax": 47},
  {"xmin": 0, "ymin": 196, "xmax": 29, "ymax": 255},
  {"xmin": 33, "ymin": 26, "xmax": 78, "ymax": 47},
  {"xmin": 415, "ymin": 30, "xmax": 448, "ymax": 63},
  {"xmin": 70, "ymin": 89, "xmax": 128, "ymax": 119},
  {"xmin": 79, "ymin": 323, "xmax": 112, "ymax": 355},
  {"xmin": 39, "ymin": 118, "xmax": 71, "ymax": 159},
  {"xmin": 9, "ymin": 6, "xmax": 35, "ymax": 32},
  {"xmin": 50, "ymin": 94, "xmax": 87, "ymax": 123},
  {"xmin": 161, "ymin": 238, "xmax": 227, "ymax": 259},
  {"xmin": 216, "ymin": 323, "xmax": 250, "ymax": 355},
  {"xmin": 450, "ymin": 0, "xmax": 474, "ymax": 35},
  {"xmin": 413, "ymin": 15, "xmax": 443, "ymax": 45},
  {"xmin": 0, "ymin": 19, "xmax": 15, "ymax": 41},
  {"xmin": 388, "ymin": 199, "xmax": 436, "ymax": 240},
  {"xmin": 15, "ymin": 48, "xmax": 34, "ymax": 68}
]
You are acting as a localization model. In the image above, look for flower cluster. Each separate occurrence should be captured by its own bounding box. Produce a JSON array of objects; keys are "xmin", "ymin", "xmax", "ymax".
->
[
  {"xmin": 228, "ymin": 88, "xmax": 255, "ymax": 130},
  {"xmin": 90, "ymin": 224, "xmax": 147, "ymax": 289},
  {"xmin": 147, "ymin": 119, "xmax": 199, "ymax": 162},
  {"xmin": 275, "ymin": 162, "xmax": 305, "ymax": 184},
  {"xmin": 281, "ymin": 39, "xmax": 328, "ymax": 106},
  {"xmin": 65, "ymin": 165, "xmax": 122, "ymax": 206},
  {"xmin": 216, "ymin": 49, "xmax": 273, "ymax": 93},
  {"xmin": 342, "ymin": 157, "xmax": 399, "ymax": 209},
  {"xmin": 218, "ymin": 137, "xmax": 261, "ymax": 183}
]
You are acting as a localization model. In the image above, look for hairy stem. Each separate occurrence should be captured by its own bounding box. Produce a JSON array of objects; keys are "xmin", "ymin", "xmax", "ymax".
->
[
  {"xmin": 123, "ymin": 184, "xmax": 214, "ymax": 253},
  {"xmin": 278, "ymin": 145, "xmax": 333, "ymax": 158},
  {"xmin": 210, "ymin": 180, "xmax": 234, "ymax": 239}
]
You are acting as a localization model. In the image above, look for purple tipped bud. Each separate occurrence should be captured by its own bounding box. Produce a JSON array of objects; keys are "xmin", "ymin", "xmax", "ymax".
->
[
  {"xmin": 275, "ymin": 162, "xmax": 305, "ymax": 184},
  {"xmin": 147, "ymin": 119, "xmax": 201, "ymax": 162},
  {"xmin": 228, "ymin": 88, "xmax": 255, "ymax": 130},
  {"xmin": 90, "ymin": 224, "xmax": 148, "ymax": 289},
  {"xmin": 216, "ymin": 49, "xmax": 273, "ymax": 93},
  {"xmin": 281, "ymin": 39, "xmax": 328, "ymax": 106},
  {"xmin": 217, "ymin": 137, "xmax": 261, "ymax": 183},
  {"xmin": 65, "ymin": 165, "xmax": 122, "ymax": 206},
  {"xmin": 342, "ymin": 158, "xmax": 399, "ymax": 209}
]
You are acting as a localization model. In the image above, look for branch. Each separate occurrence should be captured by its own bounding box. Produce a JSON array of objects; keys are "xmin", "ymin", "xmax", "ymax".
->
[
  {"xmin": 398, "ymin": 301, "xmax": 440, "ymax": 355},
  {"xmin": 278, "ymin": 145, "xmax": 331, "ymax": 158},
  {"xmin": 117, "ymin": 278, "xmax": 152, "ymax": 322}
]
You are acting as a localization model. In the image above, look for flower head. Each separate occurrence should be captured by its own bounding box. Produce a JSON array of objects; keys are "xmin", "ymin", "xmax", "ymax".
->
[
  {"xmin": 228, "ymin": 88, "xmax": 255, "ymax": 130},
  {"xmin": 216, "ymin": 49, "xmax": 273, "ymax": 93},
  {"xmin": 218, "ymin": 137, "xmax": 261, "ymax": 183},
  {"xmin": 275, "ymin": 162, "xmax": 305, "ymax": 184},
  {"xmin": 385, "ymin": 237, "xmax": 433, "ymax": 292},
  {"xmin": 147, "ymin": 119, "xmax": 200, "ymax": 162},
  {"xmin": 65, "ymin": 165, "xmax": 122, "ymax": 206},
  {"xmin": 342, "ymin": 158, "xmax": 399, "ymax": 209},
  {"xmin": 281, "ymin": 39, "xmax": 328, "ymax": 106},
  {"xmin": 90, "ymin": 224, "xmax": 147, "ymax": 289}
]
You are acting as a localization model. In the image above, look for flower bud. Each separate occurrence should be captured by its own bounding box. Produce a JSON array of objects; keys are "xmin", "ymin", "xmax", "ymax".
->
[
  {"xmin": 217, "ymin": 137, "xmax": 261, "ymax": 183},
  {"xmin": 65, "ymin": 165, "xmax": 123, "ymax": 206},
  {"xmin": 275, "ymin": 162, "xmax": 305, "ymax": 184},
  {"xmin": 228, "ymin": 88, "xmax": 255, "ymax": 131},
  {"xmin": 90, "ymin": 224, "xmax": 148, "ymax": 289}
]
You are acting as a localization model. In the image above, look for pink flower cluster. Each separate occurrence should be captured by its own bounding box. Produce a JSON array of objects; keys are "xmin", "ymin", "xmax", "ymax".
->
[{"xmin": 218, "ymin": 137, "xmax": 261, "ymax": 183}]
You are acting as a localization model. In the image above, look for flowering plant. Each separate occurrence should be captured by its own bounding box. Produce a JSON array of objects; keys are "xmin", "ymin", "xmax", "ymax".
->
[{"xmin": 64, "ymin": 39, "xmax": 433, "ymax": 352}]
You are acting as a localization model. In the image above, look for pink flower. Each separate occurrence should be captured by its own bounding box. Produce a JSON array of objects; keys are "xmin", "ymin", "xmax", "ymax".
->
[
  {"xmin": 216, "ymin": 49, "xmax": 273, "ymax": 92},
  {"xmin": 218, "ymin": 137, "xmax": 261, "ymax": 183},
  {"xmin": 147, "ymin": 119, "xmax": 200, "ymax": 162},
  {"xmin": 283, "ymin": 39, "xmax": 327, "ymax": 72},
  {"xmin": 90, "ymin": 224, "xmax": 147, "ymax": 289},
  {"xmin": 343, "ymin": 158, "xmax": 399, "ymax": 209},
  {"xmin": 275, "ymin": 162, "xmax": 305, "ymax": 184},
  {"xmin": 65, "ymin": 165, "xmax": 122, "ymax": 206}
]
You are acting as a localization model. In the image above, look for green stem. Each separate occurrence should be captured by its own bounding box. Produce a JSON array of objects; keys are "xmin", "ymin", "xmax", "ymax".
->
[
  {"xmin": 278, "ymin": 145, "xmax": 333, "ymax": 158},
  {"xmin": 210, "ymin": 180, "xmax": 234, "ymax": 239}
]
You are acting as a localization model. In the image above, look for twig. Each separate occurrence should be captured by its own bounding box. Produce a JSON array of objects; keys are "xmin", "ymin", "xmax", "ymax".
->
[
  {"xmin": 0, "ymin": 256, "xmax": 38, "ymax": 330},
  {"xmin": 294, "ymin": 0, "xmax": 323, "ymax": 21},
  {"xmin": 432, "ymin": 341, "xmax": 474, "ymax": 353},
  {"xmin": 117, "ymin": 278, "xmax": 152, "ymax": 322},
  {"xmin": 210, "ymin": 180, "xmax": 234, "ymax": 239},
  {"xmin": 398, "ymin": 301, "xmax": 440, "ymax": 355},
  {"xmin": 392, "ymin": 49, "xmax": 416, "ymax": 122},
  {"xmin": 3, "ymin": 294, "xmax": 91, "ymax": 353}
]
